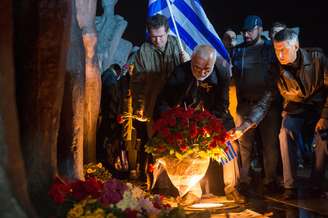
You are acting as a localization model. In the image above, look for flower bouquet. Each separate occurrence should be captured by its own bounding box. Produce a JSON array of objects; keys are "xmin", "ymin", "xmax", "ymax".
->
[
  {"xmin": 49, "ymin": 163, "xmax": 185, "ymax": 218},
  {"xmin": 145, "ymin": 106, "xmax": 236, "ymax": 198},
  {"xmin": 146, "ymin": 106, "xmax": 230, "ymax": 161},
  {"xmin": 84, "ymin": 162, "xmax": 112, "ymax": 182}
]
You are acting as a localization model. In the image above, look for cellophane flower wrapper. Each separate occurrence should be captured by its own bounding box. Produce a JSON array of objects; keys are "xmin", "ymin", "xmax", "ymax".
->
[{"xmin": 154, "ymin": 154, "xmax": 210, "ymax": 197}]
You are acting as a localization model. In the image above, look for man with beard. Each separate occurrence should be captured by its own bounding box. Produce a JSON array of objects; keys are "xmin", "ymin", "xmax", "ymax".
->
[
  {"xmin": 154, "ymin": 45, "xmax": 245, "ymax": 204},
  {"xmin": 230, "ymin": 15, "xmax": 282, "ymax": 194},
  {"xmin": 230, "ymin": 28, "xmax": 328, "ymax": 199}
]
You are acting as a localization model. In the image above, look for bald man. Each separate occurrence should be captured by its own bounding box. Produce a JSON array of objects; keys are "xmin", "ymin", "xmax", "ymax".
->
[{"xmin": 153, "ymin": 45, "xmax": 245, "ymax": 203}]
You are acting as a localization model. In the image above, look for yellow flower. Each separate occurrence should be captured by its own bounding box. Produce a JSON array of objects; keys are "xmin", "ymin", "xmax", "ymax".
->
[
  {"xmin": 67, "ymin": 204, "xmax": 84, "ymax": 218},
  {"xmin": 97, "ymin": 163, "xmax": 103, "ymax": 168},
  {"xmin": 82, "ymin": 208, "xmax": 105, "ymax": 218},
  {"xmin": 106, "ymin": 213, "xmax": 116, "ymax": 218},
  {"xmin": 86, "ymin": 168, "xmax": 93, "ymax": 174}
]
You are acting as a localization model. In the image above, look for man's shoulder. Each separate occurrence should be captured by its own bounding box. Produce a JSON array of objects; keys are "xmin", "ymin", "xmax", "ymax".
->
[
  {"xmin": 174, "ymin": 61, "xmax": 191, "ymax": 73},
  {"xmin": 138, "ymin": 41, "xmax": 154, "ymax": 52},
  {"xmin": 167, "ymin": 61, "xmax": 191, "ymax": 84},
  {"xmin": 167, "ymin": 35, "xmax": 180, "ymax": 45},
  {"xmin": 304, "ymin": 47, "xmax": 325, "ymax": 59}
]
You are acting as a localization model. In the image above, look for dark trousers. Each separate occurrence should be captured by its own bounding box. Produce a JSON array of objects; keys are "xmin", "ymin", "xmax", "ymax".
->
[
  {"xmin": 236, "ymin": 104, "xmax": 281, "ymax": 184},
  {"xmin": 280, "ymin": 112, "xmax": 327, "ymax": 189}
]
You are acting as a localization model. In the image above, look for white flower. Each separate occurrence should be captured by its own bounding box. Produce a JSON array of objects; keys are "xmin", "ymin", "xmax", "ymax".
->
[
  {"xmin": 131, "ymin": 186, "xmax": 146, "ymax": 199},
  {"xmin": 116, "ymin": 191, "xmax": 138, "ymax": 211},
  {"xmin": 138, "ymin": 198, "xmax": 161, "ymax": 216}
]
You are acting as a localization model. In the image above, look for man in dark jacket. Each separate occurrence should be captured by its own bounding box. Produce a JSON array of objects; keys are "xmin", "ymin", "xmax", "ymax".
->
[
  {"xmin": 154, "ymin": 45, "xmax": 245, "ymax": 203},
  {"xmin": 129, "ymin": 14, "xmax": 189, "ymax": 181},
  {"xmin": 230, "ymin": 15, "xmax": 281, "ymax": 192},
  {"xmin": 231, "ymin": 28, "xmax": 328, "ymax": 199}
]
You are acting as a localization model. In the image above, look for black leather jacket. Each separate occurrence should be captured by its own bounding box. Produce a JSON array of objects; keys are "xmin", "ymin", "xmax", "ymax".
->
[
  {"xmin": 275, "ymin": 48, "xmax": 328, "ymax": 118},
  {"xmin": 247, "ymin": 47, "xmax": 328, "ymax": 125},
  {"xmin": 154, "ymin": 61, "xmax": 234, "ymax": 130}
]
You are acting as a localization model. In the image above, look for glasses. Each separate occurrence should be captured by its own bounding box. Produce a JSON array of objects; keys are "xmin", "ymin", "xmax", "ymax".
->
[{"xmin": 192, "ymin": 65, "xmax": 211, "ymax": 74}]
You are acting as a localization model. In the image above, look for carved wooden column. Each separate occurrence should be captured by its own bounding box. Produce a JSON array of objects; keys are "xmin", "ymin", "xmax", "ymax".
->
[
  {"xmin": 58, "ymin": 0, "xmax": 85, "ymax": 180},
  {"xmin": 76, "ymin": 0, "xmax": 101, "ymax": 163},
  {"xmin": 13, "ymin": 0, "xmax": 70, "ymax": 216},
  {"xmin": 0, "ymin": 0, "xmax": 37, "ymax": 217}
]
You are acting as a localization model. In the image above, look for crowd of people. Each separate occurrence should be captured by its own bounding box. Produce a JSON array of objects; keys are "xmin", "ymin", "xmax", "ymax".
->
[{"xmin": 97, "ymin": 14, "xmax": 328, "ymax": 203}]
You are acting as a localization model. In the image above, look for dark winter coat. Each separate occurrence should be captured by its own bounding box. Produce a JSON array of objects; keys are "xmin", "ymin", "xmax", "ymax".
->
[{"xmin": 154, "ymin": 61, "xmax": 234, "ymax": 130}]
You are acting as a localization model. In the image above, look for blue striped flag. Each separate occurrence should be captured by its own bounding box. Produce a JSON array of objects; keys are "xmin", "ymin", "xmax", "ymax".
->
[
  {"xmin": 147, "ymin": 0, "xmax": 230, "ymax": 65},
  {"xmin": 225, "ymin": 141, "xmax": 237, "ymax": 161}
]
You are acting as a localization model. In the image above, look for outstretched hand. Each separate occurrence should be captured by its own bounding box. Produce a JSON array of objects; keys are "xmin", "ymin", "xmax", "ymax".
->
[
  {"xmin": 315, "ymin": 118, "xmax": 328, "ymax": 132},
  {"xmin": 226, "ymin": 121, "xmax": 255, "ymax": 142},
  {"xmin": 226, "ymin": 128, "xmax": 244, "ymax": 142}
]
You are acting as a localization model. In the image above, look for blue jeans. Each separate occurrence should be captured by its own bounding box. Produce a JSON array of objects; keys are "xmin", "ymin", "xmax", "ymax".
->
[{"xmin": 279, "ymin": 112, "xmax": 327, "ymax": 189}]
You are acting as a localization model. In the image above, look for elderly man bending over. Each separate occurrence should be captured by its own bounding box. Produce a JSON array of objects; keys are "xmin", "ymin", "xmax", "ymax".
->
[{"xmin": 154, "ymin": 45, "xmax": 245, "ymax": 204}]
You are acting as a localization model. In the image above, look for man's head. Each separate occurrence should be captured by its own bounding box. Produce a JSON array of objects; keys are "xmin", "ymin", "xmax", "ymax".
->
[
  {"xmin": 146, "ymin": 14, "xmax": 169, "ymax": 49},
  {"xmin": 270, "ymin": 22, "xmax": 287, "ymax": 40},
  {"xmin": 273, "ymin": 28, "xmax": 299, "ymax": 65},
  {"xmin": 241, "ymin": 15, "xmax": 263, "ymax": 45},
  {"xmin": 191, "ymin": 45, "xmax": 216, "ymax": 81},
  {"xmin": 222, "ymin": 29, "xmax": 237, "ymax": 49}
]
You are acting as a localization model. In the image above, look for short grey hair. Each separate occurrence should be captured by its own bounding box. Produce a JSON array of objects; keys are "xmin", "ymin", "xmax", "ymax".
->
[
  {"xmin": 273, "ymin": 28, "xmax": 299, "ymax": 46},
  {"xmin": 192, "ymin": 45, "xmax": 217, "ymax": 62}
]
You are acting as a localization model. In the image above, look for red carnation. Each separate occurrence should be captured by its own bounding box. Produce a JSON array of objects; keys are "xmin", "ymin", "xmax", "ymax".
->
[
  {"xmin": 124, "ymin": 208, "xmax": 137, "ymax": 218},
  {"xmin": 188, "ymin": 123, "xmax": 196, "ymax": 135},
  {"xmin": 148, "ymin": 163, "xmax": 155, "ymax": 173},
  {"xmin": 116, "ymin": 115, "xmax": 124, "ymax": 124},
  {"xmin": 83, "ymin": 178, "xmax": 103, "ymax": 198},
  {"xmin": 71, "ymin": 180, "xmax": 87, "ymax": 201},
  {"xmin": 180, "ymin": 144, "xmax": 188, "ymax": 152},
  {"xmin": 167, "ymin": 117, "xmax": 176, "ymax": 126},
  {"xmin": 48, "ymin": 180, "xmax": 71, "ymax": 204},
  {"xmin": 160, "ymin": 127, "xmax": 170, "ymax": 138},
  {"xmin": 209, "ymin": 141, "xmax": 217, "ymax": 149}
]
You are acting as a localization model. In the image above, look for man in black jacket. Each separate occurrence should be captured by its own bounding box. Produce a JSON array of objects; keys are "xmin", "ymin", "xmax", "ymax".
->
[
  {"xmin": 154, "ymin": 45, "xmax": 245, "ymax": 203},
  {"xmin": 230, "ymin": 28, "xmax": 328, "ymax": 199},
  {"xmin": 230, "ymin": 15, "xmax": 281, "ymax": 192}
]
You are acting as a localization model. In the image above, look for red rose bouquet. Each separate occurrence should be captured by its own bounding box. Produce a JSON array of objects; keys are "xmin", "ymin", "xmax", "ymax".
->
[{"xmin": 146, "ymin": 106, "xmax": 231, "ymax": 163}]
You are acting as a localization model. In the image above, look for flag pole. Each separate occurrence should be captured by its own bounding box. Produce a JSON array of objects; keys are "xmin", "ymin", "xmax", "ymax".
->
[{"xmin": 165, "ymin": 0, "xmax": 184, "ymax": 51}]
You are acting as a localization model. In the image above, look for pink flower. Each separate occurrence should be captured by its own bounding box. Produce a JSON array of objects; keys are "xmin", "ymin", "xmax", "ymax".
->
[{"xmin": 99, "ymin": 178, "xmax": 128, "ymax": 205}]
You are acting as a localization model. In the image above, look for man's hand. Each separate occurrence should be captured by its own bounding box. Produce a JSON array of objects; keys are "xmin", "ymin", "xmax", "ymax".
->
[
  {"xmin": 315, "ymin": 118, "xmax": 328, "ymax": 132},
  {"xmin": 227, "ymin": 121, "xmax": 255, "ymax": 141},
  {"xmin": 179, "ymin": 49, "xmax": 190, "ymax": 63},
  {"xmin": 227, "ymin": 128, "xmax": 244, "ymax": 142}
]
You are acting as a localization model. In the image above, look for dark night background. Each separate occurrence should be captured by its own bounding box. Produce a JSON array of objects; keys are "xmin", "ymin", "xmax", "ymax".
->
[{"xmin": 114, "ymin": 0, "xmax": 327, "ymax": 53}]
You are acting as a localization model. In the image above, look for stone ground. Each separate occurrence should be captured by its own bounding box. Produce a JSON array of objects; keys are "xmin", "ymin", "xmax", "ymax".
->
[{"xmin": 140, "ymin": 165, "xmax": 328, "ymax": 217}]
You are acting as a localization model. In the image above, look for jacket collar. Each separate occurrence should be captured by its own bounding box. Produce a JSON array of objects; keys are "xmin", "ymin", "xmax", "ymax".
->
[{"xmin": 299, "ymin": 48, "xmax": 311, "ymax": 66}]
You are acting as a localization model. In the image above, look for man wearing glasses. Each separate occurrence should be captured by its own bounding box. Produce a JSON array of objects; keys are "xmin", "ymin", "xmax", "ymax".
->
[
  {"xmin": 230, "ymin": 15, "xmax": 282, "ymax": 194},
  {"xmin": 154, "ymin": 45, "xmax": 245, "ymax": 204}
]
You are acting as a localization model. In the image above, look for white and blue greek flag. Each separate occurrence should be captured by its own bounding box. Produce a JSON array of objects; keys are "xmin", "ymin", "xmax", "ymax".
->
[{"xmin": 147, "ymin": 0, "xmax": 230, "ymax": 64}]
